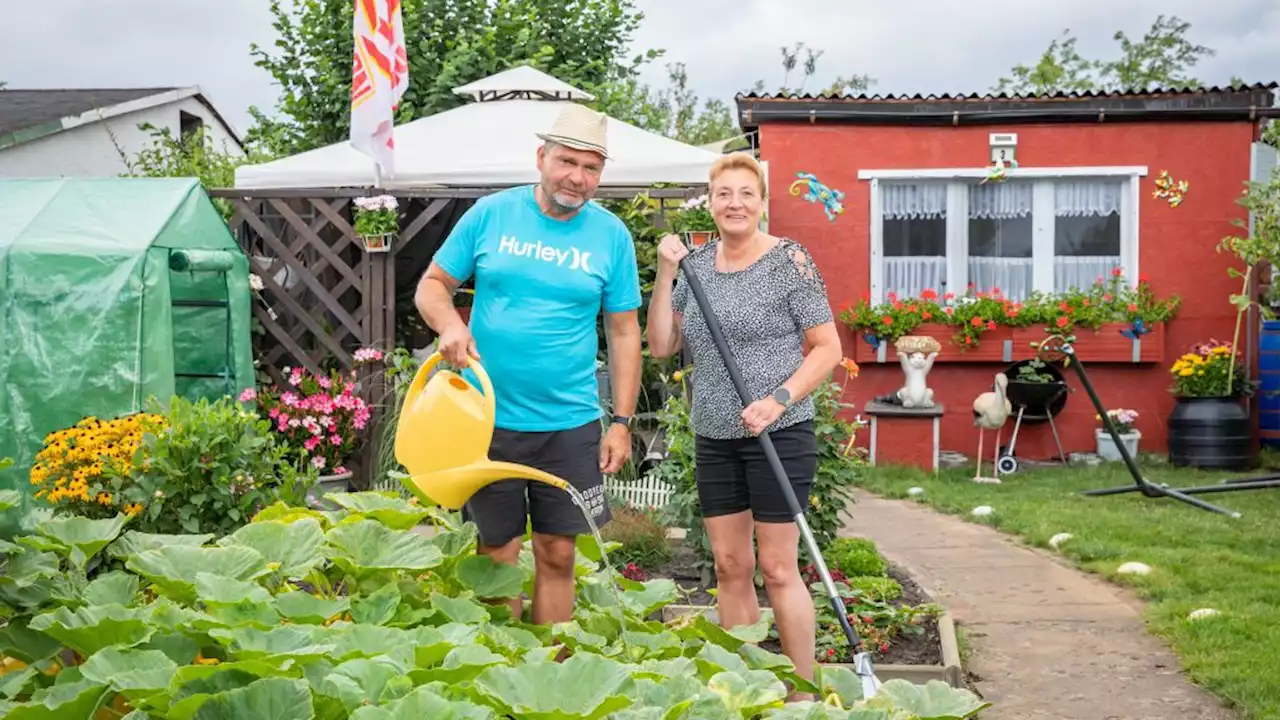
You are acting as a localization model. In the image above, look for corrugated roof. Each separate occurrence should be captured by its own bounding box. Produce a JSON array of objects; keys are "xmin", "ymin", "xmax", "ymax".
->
[
  {"xmin": 735, "ymin": 81, "xmax": 1280, "ymax": 104},
  {"xmin": 0, "ymin": 87, "xmax": 178, "ymax": 137}
]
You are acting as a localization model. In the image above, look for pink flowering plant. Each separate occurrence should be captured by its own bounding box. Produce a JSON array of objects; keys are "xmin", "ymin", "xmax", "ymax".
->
[{"xmin": 240, "ymin": 347, "xmax": 387, "ymax": 475}]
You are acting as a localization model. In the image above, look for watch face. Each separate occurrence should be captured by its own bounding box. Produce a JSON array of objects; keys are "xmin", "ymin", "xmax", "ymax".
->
[{"xmin": 774, "ymin": 388, "xmax": 790, "ymax": 405}]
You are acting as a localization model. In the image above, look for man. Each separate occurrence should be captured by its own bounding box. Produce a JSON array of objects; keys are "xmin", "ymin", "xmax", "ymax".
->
[{"xmin": 414, "ymin": 102, "xmax": 642, "ymax": 624}]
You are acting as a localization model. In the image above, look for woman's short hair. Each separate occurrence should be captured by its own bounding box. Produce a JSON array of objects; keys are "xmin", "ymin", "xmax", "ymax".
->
[{"xmin": 709, "ymin": 152, "xmax": 767, "ymax": 198}]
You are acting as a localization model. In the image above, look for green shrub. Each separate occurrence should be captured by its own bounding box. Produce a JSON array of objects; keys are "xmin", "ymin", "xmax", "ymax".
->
[
  {"xmin": 828, "ymin": 537, "xmax": 888, "ymax": 577},
  {"xmin": 847, "ymin": 575, "xmax": 903, "ymax": 602},
  {"xmin": 602, "ymin": 505, "xmax": 673, "ymax": 569}
]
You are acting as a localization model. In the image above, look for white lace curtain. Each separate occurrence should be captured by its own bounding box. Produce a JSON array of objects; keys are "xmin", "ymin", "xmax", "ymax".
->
[
  {"xmin": 1053, "ymin": 180, "xmax": 1123, "ymax": 290},
  {"xmin": 879, "ymin": 179, "xmax": 1126, "ymax": 301},
  {"xmin": 882, "ymin": 182, "xmax": 948, "ymax": 298}
]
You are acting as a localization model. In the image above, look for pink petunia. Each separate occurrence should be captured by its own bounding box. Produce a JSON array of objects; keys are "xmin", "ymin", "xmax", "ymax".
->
[
  {"xmin": 311, "ymin": 455, "xmax": 326, "ymax": 469},
  {"xmin": 239, "ymin": 388, "xmax": 257, "ymax": 403}
]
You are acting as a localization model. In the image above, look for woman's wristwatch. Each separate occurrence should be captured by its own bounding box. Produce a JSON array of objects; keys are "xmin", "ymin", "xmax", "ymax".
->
[{"xmin": 771, "ymin": 387, "xmax": 792, "ymax": 408}]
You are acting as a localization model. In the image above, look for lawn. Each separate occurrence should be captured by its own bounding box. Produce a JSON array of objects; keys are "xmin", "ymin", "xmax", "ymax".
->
[{"xmin": 852, "ymin": 459, "xmax": 1280, "ymax": 720}]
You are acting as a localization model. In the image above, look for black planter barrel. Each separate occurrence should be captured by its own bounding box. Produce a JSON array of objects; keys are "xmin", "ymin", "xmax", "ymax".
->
[{"xmin": 1166, "ymin": 396, "xmax": 1255, "ymax": 470}]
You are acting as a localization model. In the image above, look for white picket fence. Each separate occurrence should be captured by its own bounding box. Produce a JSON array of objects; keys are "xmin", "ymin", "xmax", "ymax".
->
[{"xmin": 604, "ymin": 473, "xmax": 672, "ymax": 511}]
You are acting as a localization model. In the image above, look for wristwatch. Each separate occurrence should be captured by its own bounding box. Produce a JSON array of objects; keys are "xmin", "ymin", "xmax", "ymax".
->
[
  {"xmin": 611, "ymin": 415, "xmax": 635, "ymax": 430},
  {"xmin": 771, "ymin": 387, "xmax": 792, "ymax": 408}
]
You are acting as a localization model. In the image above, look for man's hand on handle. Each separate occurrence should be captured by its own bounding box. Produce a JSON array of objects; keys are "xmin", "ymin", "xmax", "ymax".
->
[{"xmin": 438, "ymin": 322, "xmax": 479, "ymax": 368}]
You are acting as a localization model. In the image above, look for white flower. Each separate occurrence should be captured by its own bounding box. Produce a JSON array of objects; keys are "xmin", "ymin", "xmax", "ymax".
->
[
  {"xmin": 377, "ymin": 194, "xmax": 398, "ymax": 211},
  {"xmin": 1116, "ymin": 561, "xmax": 1152, "ymax": 575},
  {"xmin": 1048, "ymin": 532, "xmax": 1073, "ymax": 549},
  {"xmin": 354, "ymin": 197, "xmax": 377, "ymax": 211},
  {"xmin": 248, "ymin": 274, "xmax": 264, "ymax": 292},
  {"xmin": 1187, "ymin": 608, "xmax": 1220, "ymax": 621}
]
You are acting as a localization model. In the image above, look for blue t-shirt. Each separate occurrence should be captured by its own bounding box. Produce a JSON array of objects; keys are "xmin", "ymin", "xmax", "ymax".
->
[{"xmin": 432, "ymin": 185, "xmax": 642, "ymax": 432}]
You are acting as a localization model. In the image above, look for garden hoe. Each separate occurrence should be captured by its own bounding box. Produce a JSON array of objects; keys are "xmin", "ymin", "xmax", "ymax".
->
[{"xmin": 678, "ymin": 256, "xmax": 882, "ymax": 700}]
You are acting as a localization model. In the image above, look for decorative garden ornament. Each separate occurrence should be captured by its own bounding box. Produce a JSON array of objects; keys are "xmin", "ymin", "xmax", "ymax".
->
[
  {"xmin": 893, "ymin": 336, "xmax": 940, "ymax": 409},
  {"xmin": 1152, "ymin": 170, "xmax": 1189, "ymax": 207},
  {"xmin": 788, "ymin": 172, "xmax": 845, "ymax": 221},
  {"xmin": 971, "ymin": 372, "xmax": 1012, "ymax": 484}
]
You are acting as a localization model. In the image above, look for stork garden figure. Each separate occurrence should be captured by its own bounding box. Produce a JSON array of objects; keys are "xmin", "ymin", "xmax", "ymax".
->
[{"xmin": 972, "ymin": 373, "xmax": 1012, "ymax": 484}]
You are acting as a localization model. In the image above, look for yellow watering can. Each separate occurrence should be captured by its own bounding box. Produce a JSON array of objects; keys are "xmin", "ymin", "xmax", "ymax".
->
[{"xmin": 394, "ymin": 351, "xmax": 570, "ymax": 509}]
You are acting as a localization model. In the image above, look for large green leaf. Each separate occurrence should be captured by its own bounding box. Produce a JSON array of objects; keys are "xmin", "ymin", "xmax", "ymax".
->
[
  {"xmin": 126, "ymin": 545, "xmax": 269, "ymax": 602},
  {"xmin": 3, "ymin": 678, "xmax": 110, "ymax": 720},
  {"xmin": 206, "ymin": 625, "xmax": 336, "ymax": 662},
  {"xmin": 316, "ymin": 656, "xmax": 412, "ymax": 711},
  {"xmin": 79, "ymin": 646, "xmax": 178, "ymax": 700},
  {"xmin": 455, "ymin": 555, "xmax": 526, "ymax": 599},
  {"xmin": 814, "ymin": 665, "xmax": 865, "ymax": 707},
  {"xmin": 707, "ymin": 669, "xmax": 788, "ymax": 716},
  {"xmin": 107, "ymin": 531, "xmax": 214, "ymax": 560},
  {"xmin": 36, "ymin": 513, "xmax": 127, "ymax": 567},
  {"xmin": 218, "ymin": 518, "xmax": 325, "ymax": 578},
  {"xmin": 323, "ymin": 492, "xmax": 433, "ymax": 530},
  {"xmin": 410, "ymin": 644, "xmax": 508, "ymax": 686},
  {"xmin": 27, "ymin": 604, "xmax": 152, "ymax": 656},
  {"xmin": 322, "ymin": 520, "xmax": 443, "ymax": 576},
  {"xmin": 349, "ymin": 684, "xmax": 497, "ymax": 719},
  {"xmin": 191, "ymin": 676, "xmax": 315, "ymax": 720},
  {"xmin": 864, "ymin": 679, "xmax": 992, "ymax": 719},
  {"xmin": 273, "ymin": 591, "xmax": 349, "ymax": 624},
  {"xmin": 350, "ymin": 583, "xmax": 402, "ymax": 626},
  {"xmin": 762, "ymin": 703, "xmax": 887, "ymax": 719},
  {"xmin": 83, "ymin": 571, "xmax": 141, "ymax": 608},
  {"xmin": 473, "ymin": 652, "xmax": 633, "ymax": 719}
]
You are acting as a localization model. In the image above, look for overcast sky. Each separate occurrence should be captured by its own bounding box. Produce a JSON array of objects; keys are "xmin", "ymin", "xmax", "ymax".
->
[{"xmin": 2, "ymin": 0, "xmax": 1276, "ymax": 139}]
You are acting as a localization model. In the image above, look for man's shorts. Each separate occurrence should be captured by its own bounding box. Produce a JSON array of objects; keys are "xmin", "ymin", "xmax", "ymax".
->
[{"xmin": 462, "ymin": 419, "xmax": 612, "ymax": 546}]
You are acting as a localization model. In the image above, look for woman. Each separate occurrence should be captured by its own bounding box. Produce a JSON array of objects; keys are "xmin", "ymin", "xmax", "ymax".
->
[{"xmin": 646, "ymin": 152, "xmax": 843, "ymax": 695}]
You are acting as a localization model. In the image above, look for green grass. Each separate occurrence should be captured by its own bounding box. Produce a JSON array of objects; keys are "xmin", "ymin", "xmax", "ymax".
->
[{"xmin": 854, "ymin": 460, "xmax": 1280, "ymax": 720}]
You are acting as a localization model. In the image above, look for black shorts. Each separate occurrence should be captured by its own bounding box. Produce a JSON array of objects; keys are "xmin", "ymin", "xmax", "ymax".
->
[
  {"xmin": 695, "ymin": 419, "xmax": 817, "ymax": 523},
  {"xmin": 461, "ymin": 419, "xmax": 611, "ymax": 546}
]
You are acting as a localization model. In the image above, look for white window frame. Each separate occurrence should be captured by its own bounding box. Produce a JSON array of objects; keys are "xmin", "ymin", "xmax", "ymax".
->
[{"xmin": 861, "ymin": 166, "xmax": 1146, "ymax": 304}]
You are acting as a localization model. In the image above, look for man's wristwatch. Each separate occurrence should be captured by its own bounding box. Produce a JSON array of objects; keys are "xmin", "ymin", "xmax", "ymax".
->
[
  {"xmin": 772, "ymin": 387, "xmax": 792, "ymax": 408},
  {"xmin": 611, "ymin": 415, "xmax": 635, "ymax": 430}
]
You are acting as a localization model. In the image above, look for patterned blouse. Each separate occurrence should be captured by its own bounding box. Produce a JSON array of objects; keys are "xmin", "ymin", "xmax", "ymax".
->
[{"xmin": 673, "ymin": 237, "xmax": 834, "ymax": 440}]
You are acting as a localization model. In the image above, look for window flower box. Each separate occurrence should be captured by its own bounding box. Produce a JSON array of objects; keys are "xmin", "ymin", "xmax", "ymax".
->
[
  {"xmin": 841, "ymin": 272, "xmax": 1178, "ymax": 365},
  {"xmin": 855, "ymin": 321, "xmax": 1165, "ymax": 364}
]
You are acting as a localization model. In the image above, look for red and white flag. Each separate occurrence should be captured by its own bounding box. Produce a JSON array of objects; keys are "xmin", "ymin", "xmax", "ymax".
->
[{"xmin": 350, "ymin": 0, "xmax": 409, "ymax": 180}]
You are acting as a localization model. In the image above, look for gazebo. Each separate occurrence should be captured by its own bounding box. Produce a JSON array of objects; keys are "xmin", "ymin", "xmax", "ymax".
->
[{"xmin": 216, "ymin": 65, "xmax": 723, "ymax": 385}]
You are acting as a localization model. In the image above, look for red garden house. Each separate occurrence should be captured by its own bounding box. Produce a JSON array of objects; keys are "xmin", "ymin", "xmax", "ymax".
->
[{"xmin": 737, "ymin": 83, "xmax": 1280, "ymax": 470}]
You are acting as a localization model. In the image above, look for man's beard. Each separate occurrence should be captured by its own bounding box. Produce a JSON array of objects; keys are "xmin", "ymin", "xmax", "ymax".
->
[{"xmin": 544, "ymin": 182, "xmax": 586, "ymax": 213}]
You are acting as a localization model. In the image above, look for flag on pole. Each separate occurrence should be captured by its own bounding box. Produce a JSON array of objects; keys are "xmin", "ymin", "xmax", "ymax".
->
[{"xmin": 350, "ymin": 0, "xmax": 409, "ymax": 183}]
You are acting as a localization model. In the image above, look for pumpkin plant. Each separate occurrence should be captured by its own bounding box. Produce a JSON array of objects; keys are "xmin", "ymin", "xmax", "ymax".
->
[{"xmin": 0, "ymin": 492, "xmax": 990, "ymax": 719}]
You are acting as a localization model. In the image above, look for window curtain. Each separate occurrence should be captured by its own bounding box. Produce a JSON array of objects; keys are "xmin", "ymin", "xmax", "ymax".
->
[
  {"xmin": 1054, "ymin": 180, "xmax": 1123, "ymax": 289},
  {"xmin": 882, "ymin": 183, "xmax": 947, "ymax": 298},
  {"xmin": 968, "ymin": 183, "xmax": 1033, "ymax": 299}
]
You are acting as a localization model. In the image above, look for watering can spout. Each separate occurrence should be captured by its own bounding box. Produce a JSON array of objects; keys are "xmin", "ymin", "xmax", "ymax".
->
[
  {"xmin": 401, "ymin": 461, "xmax": 570, "ymax": 511},
  {"xmin": 394, "ymin": 351, "xmax": 573, "ymax": 510}
]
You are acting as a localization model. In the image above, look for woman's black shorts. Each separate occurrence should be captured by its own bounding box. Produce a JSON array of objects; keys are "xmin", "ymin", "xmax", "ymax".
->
[{"xmin": 694, "ymin": 419, "xmax": 817, "ymax": 523}]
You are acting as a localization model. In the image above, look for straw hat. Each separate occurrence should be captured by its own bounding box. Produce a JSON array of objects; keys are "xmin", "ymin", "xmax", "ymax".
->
[{"xmin": 536, "ymin": 103, "xmax": 610, "ymax": 160}]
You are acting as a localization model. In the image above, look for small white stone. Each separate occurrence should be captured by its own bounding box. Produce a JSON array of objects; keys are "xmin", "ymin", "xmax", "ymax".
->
[
  {"xmin": 907, "ymin": 487, "xmax": 925, "ymax": 497},
  {"xmin": 1187, "ymin": 608, "xmax": 1220, "ymax": 621},
  {"xmin": 971, "ymin": 505, "xmax": 994, "ymax": 517},
  {"xmin": 1116, "ymin": 561, "xmax": 1152, "ymax": 576},
  {"xmin": 1048, "ymin": 532, "xmax": 1073, "ymax": 549}
]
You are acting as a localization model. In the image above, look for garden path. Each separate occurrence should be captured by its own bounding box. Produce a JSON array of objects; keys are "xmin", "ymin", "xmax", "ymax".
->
[{"xmin": 840, "ymin": 489, "xmax": 1237, "ymax": 720}]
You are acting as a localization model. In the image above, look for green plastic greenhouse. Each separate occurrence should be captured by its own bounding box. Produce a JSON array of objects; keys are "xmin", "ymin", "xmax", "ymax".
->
[{"xmin": 0, "ymin": 177, "xmax": 255, "ymax": 493}]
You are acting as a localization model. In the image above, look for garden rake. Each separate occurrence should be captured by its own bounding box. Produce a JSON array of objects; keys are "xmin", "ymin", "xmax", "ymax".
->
[{"xmin": 678, "ymin": 256, "xmax": 882, "ymax": 700}]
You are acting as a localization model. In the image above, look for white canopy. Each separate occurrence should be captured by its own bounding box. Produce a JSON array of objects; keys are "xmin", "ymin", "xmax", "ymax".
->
[{"xmin": 233, "ymin": 66, "xmax": 723, "ymax": 189}]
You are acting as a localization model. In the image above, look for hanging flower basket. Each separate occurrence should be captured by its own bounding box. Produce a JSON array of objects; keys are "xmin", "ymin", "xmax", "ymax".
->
[
  {"xmin": 359, "ymin": 233, "xmax": 394, "ymax": 253},
  {"xmin": 684, "ymin": 230, "xmax": 716, "ymax": 247},
  {"xmin": 353, "ymin": 194, "xmax": 400, "ymax": 254},
  {"xmin": 676, "ymin": 194, "xmax": 717, "ymax": 247}
]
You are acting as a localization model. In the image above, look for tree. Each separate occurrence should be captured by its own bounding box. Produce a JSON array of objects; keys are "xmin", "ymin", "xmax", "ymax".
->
[
  {"xmin": 751, "ymin": 42, "xmax": 876, "ymax": 97},
  {"xmin": 992, "ymin": 15, "xmax": 1216, "ymax": 95},
  {"xmin": 114, "ymin": 123, "xmax": 273, "ymax": 219},
  {"xmin": 246, "ymin": 0, "xmax": 654, "ymax": 157},
  {"xmin": 598, "ymin": 61, "xmax": 737, "ymax": 147}
]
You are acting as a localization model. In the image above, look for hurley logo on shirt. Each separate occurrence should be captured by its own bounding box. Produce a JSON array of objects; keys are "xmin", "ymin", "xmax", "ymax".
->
[{"xmin": 498, "ymin": 235, "xmax": 593, "ymax": 273}]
